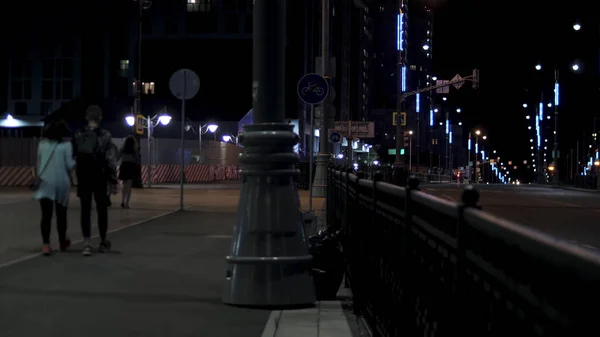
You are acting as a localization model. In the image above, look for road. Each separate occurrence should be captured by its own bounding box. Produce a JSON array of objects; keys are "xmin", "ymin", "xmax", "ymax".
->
[{"xmin": 421, "ymin": 184, "xmax": 600, "ymax": 250}]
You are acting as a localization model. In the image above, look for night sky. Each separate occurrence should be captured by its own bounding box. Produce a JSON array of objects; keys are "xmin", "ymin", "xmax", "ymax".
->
[{"xmin": 434, "ymin": 0, "xmax": 599, "ymax": 178}]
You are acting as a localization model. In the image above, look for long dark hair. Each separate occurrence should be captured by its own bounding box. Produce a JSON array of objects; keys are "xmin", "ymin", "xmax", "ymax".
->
[
  {"xmin": 122, "ymin": 136, "xmax": 137, "ymax": 154},
  {"xmin": 42, "ymin": 120, "xmax": 70, "ymax": 142}
]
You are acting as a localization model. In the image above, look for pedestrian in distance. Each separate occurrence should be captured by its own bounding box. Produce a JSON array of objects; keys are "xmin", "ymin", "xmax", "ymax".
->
[
  {"xmin": 72, "ymin": 105, "xmax": 118, "ymax": 256},
  {"xmin": 119, "ymin": 135, "xmax": 139, "ymax": 208},
  {"xmin": 33, "ymin": 120, "xmax": 75, "ymax": 256}
]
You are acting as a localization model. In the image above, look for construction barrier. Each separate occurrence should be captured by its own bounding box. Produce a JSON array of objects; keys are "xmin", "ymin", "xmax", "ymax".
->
[{"xmin": 0, "ymin": 164, "xmax": 240, "ymax": 187}]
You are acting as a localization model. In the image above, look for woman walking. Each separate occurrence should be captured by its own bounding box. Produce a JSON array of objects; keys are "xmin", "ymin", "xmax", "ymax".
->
[
  {"xmin": 34, "ymin": 121, "xmax": 76, "ymax": 256},
  {"xmin": 119, "ymin": 136, "xmax": 139, "ymax": 208}
]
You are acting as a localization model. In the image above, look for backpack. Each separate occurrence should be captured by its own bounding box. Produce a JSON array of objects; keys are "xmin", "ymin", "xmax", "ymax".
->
[{"xmin": 76, "ymin": 128, "xmax": 101, "ymax": 168}]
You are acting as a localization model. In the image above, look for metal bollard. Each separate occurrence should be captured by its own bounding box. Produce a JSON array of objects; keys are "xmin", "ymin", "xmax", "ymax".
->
[{"xmin": 461, "ymin": 185, "xmax": 481, "ymax": 209}]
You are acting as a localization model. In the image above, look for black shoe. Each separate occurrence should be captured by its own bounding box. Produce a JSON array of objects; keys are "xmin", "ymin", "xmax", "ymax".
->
[
  {"xmin": 99, "ymin": 240, "xmax": 111, "ymax": 253},
  {"xmin": 59, "ymin": 238, "xmax": 71, "ymax": 252}
]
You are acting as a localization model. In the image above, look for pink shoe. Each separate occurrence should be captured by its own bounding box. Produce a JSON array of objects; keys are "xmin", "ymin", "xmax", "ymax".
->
[{"xmin": 42, "ymin": 244, "xmax": 52, "ymax": 256}]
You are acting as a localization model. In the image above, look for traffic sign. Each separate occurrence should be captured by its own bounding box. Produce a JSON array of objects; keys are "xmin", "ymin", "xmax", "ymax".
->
[
  {"xmin": 169, "ymin": 68, "xmax": 200, "ymax": 100},
  {"xmin": 333, "ymin": 121, "xmax": 374, "ymax": 138},
  {"xmin": 451, "ymin": 74, "xmax": 464, "ymax": 90},
  {"xmin": 329, "ymin": 131, "xmax": 342, "ymax": 143},
  {"xmin": 135, "ymin": 114, "xmax": 144, "ymax": 135},
  {"xmin": 297, "ymin": 73, "xmax": 329, "ymax": 105},
  {"xmin": 392, "ymin": 112, "xmax": 407, "ymax": 126}
]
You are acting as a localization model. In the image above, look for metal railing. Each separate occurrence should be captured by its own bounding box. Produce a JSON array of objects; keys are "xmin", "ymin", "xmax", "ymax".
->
[{"xmin": 327, "ymin": 166, "xmax": 600, "ymax": 336}]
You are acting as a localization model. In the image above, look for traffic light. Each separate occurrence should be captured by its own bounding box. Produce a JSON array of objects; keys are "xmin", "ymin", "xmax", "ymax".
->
[{"xmin": 403, "ymin": 133, "xmax": 410, "ymax": 147}]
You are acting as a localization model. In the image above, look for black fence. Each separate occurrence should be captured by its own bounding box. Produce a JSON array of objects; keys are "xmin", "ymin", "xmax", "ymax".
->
[{"xmin": 327, "ymin": 166, "xmax": 600, "ymax": 336}]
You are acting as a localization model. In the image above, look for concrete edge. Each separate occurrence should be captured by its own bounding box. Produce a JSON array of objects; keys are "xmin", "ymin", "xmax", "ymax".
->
[
  {"xmin": 260, "ymin": 310, "xmax": 283, "ymax": 337},
  {"xmin": 0, "ymin": 208, "xmax": 180, "ymax": 270}
]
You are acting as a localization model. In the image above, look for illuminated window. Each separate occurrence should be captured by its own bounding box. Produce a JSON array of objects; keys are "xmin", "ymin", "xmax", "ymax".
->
[
  {"xmin": 143, "ymin": 82, "xmax": 155, "ymax": 95},
  {"xmin": 120, "ymin": 60, "xmax": 129, "ymax": 70},
  {"xmin": 187, "ymin": 0, "xmax": 211, "ymax": 12}
]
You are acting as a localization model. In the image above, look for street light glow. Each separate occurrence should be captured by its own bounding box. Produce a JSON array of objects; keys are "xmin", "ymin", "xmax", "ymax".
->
[
  {"xmin": 573, "ymin": 23, "xmax": 581, "ymax": 31},
  {"xmin": 409, "ymin": 130, "xmax": 413, "ymax": 135},
  {"xmin": 125, "ymin": 116, "xmax": 135, "ymax": 126},
  {"xmin": 482, "ymin": 136, "xmax": 487, "ymax": 140},
  {"xmin": 572, "ymin": 63, "xmax": 580, "ymax": 71},
  {"xmin": 458, "ymin": 122, "xmax": 462, "ymax": 126},
  {"xmin": 158, "ymin": 115, "xmax": 172, "ymax": 126},
  {"xmin": 535, "ymin": 64, "xmax": 542, "ymax": 71},
  {"xmin": 432, "ymin": 76, "xmax": 438, "ymax": 81},
  {"xmin": 222, "ymin": 135, "xmax": 232, "ymax": 142},
  {"xmin": 475, "ymin": 130, "xmax": 481, "ymax": 135},
  {"xmin": 522, "ymin": 103, "xmax": 528, "ymax": 108},
  {"xmin": 207, "ymin": 124, "xmax": 219, "ymax": 133},
  {"xmin": 442, "ymin": 97, "xmax": 447, "ymax": 101},
  {"xmin": 456, "ymin": 108, "xmax": 461, "ymax": 113},
  {"xmin": 422, "ymin": 44, "xmax": 430, "ymax": 50}
]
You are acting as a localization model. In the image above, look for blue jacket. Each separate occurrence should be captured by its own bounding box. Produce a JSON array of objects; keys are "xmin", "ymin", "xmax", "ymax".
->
[{"xmin": 33, "ymin": 140, "xmax": 76, "ymax": 205}]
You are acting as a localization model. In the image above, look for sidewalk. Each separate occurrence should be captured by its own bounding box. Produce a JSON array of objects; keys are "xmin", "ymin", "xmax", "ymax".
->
[{"xmin": 0, "ymin": 186, "xmax": 357, "ymax": 337}]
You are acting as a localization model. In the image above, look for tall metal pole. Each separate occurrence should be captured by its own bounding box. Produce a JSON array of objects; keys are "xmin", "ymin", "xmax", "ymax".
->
[
  {"xmin": 409, "ymin": 134, "xmax": 412, "ymax": 171},
  {"xmin": 223, "ymin": 0, "xmax": 314, "ymax": 307},
  {"xmin": 394, "ymin": 1, "xmax": 406, "ymax": 168},
  {"xmin": 311, "ymin": 0, "xmax": 330, "ymax": 197},
  {"xmin": 445, "ymin": 109, "xmax": 449, "ymax": 172},
  {"xmin": 308, "ymin": 105, "xmax": 315, "ymax": 211},
  {"xmin": 467, "ymin": 132, "xmax": 471, "ymax": 182},
  {"xmin": 475, "ymin": 136, "xmax": 479, "ymax": 183},
  {"xmin": 553, "ymin": 69, "xmax": 560, "ymax": 184},
  {"xmin": 147, "ymin": 116, "xmax": 152, "ymax": 187},
  {"xmin": 179, "ymin": 72, "xmax": 186, "ymax": 211},
  {"xmin": 198, "ymin": 125, "xmax": 202, "ymax": 163}
]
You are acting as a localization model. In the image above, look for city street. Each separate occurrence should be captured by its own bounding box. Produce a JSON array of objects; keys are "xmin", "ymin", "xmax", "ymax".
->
[{"xmin": 422, "ymin": 184, "xmax": 600, "ymax": 250}]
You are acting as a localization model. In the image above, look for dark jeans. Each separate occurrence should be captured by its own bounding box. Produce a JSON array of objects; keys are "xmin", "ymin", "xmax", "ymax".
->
[
  {"xmin": 79, "ymin": 184, "xmax": 109, "ymax": 241},
  {"xmin": 39, "ymin": 198, "xmax": 68, "ymax": 245}
]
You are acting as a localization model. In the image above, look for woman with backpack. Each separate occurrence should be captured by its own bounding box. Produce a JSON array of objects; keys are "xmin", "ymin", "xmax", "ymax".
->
[
  {"xmin": 33, "ymin": 120, "xmax": 76, "ymax": 256},
  {"xmin": 119, "ymin": 135, "xmax": 139, "ymax": 208}
]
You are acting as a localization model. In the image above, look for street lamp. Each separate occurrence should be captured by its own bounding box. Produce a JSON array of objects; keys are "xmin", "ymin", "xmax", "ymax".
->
[
  {"xmin": 573, "ymin": 23, "xmax": 581, "ymax": 31},
  {"xmin": 422, "ymin": 44, "xmax": 430, "ymax": 50},
  {"xmin": 572, "ymin": 63, "xmax": 580, "ymax": 71},
  {"xmin": 456, "ymin": 108, "xmax": 461, "ymax": 113},
  {"xmin": 124, "ymin": 110, "xmax": 171, "ymax": 187},
  {"xmin": 523, "ymin": 103, "xmax": 528, "ymax": 108},
  {"xmin": 535, "ymin": 64, "xmax": 542, "ymax": 71},
  {"xmin": 222, "ymin": 134, "xmax": 238, "ymax": 144},
  {"xmin": 408, "ymin": 130, "xmax": 413, "ymax": 171},
  {"xmin": 185, "ymin": 120, "xmax": 219, "ymax": 163}
]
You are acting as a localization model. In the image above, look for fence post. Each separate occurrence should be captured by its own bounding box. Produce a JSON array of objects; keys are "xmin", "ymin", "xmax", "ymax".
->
[
  {"xmin": 372, "ymin": 172, "xmax": 382, "ymax": 229},
  {"xmin": 405, "ymin": 175, "xmax": 420, "ymax": 250},
  {"xmin": 455, "ymin": 184, "xmax": 480, "ymax": 334}
]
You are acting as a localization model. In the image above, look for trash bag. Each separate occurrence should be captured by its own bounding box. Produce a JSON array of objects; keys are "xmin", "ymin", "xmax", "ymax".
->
[{"xmin": 308, "ymin": 228, "xmax": 345, "ymax": 300}]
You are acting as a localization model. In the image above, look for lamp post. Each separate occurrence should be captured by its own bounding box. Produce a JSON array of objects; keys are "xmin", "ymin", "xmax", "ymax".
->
[
  {"xmin": 408, "ymin": 130, "xmax": 413, "ymax": 171},
  {"xmin": 222, "ymin": 0, "xmax": 314, "ymax": 307},
  {"xmin": 186, "ymin": 120, "xmax": 218, "ymax": 164},
  {"xmin": 125, "ymin": 111, "xmax": 171, "ymax": 187}
]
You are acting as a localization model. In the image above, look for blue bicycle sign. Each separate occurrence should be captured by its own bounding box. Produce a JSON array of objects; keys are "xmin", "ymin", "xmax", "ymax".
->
[{"xmin": 297, "ymin": 73, "xmax": 329, "ymax": 105}]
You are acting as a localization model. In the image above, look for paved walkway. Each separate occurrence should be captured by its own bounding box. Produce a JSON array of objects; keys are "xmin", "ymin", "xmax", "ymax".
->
[{"xmin": 0, "ymin": 185, "xmax": 356, "ymax": 337}]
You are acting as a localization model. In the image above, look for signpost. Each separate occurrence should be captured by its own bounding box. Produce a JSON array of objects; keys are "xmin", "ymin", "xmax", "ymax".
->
[
  {"xmin": 329, "ymin": 131, "xmax": 342, "ymax": 143},
  {"xmin": 169, "ymin": 68, "xmax": 200, "ymax": 211},
  {"xmin": 135, "ymin": 114, "xmax": 144, "ymax": 135},
  {"xmin": 297, "ymin": 73, "xmax": 329, "ymax": 214},
  {"xmin": 392, "ymin": 112, "xmax": 406, "ymax": 126}
]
